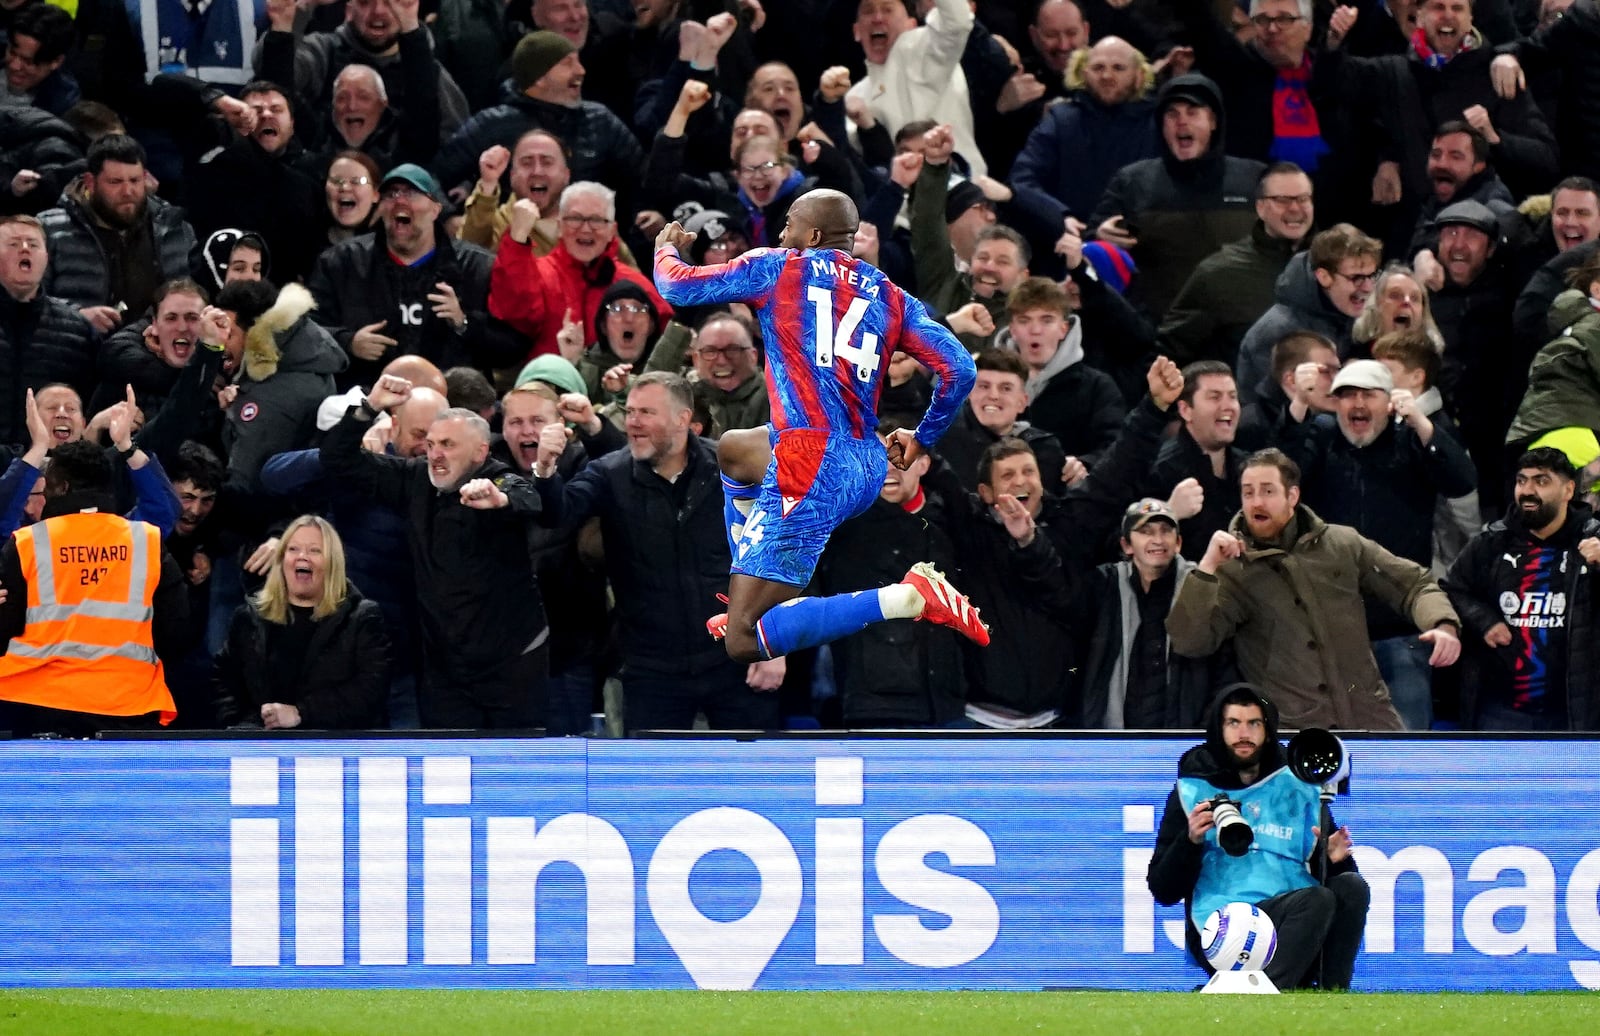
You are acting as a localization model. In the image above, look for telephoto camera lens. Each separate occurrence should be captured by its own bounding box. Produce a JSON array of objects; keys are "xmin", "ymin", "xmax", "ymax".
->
[{"xmin": 1210, "ymin": 794, "xmax": 1254, "ymax": 856}]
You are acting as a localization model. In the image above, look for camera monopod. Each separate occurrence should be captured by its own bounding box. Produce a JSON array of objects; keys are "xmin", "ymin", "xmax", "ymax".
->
[{"xmin": 1287, "ymin": 728, "xmax": 1351, "ymax": 989}]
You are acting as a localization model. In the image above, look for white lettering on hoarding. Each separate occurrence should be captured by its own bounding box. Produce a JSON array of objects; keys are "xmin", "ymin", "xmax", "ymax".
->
[{"xmin": 230, "ymin": 756, "xmax": 999, "ymax": 988}]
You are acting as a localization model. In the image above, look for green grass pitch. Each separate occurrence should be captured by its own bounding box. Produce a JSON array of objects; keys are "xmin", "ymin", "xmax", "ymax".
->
[{"xmin": 3, "ymin": 990, "xmax": 1599, "ymax": 1035}]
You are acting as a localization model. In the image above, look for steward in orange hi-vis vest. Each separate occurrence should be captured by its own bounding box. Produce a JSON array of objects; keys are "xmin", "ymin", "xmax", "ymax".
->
[{"xmin": 0, "ymin": 512, "xmax": 176, "ymax": 723}]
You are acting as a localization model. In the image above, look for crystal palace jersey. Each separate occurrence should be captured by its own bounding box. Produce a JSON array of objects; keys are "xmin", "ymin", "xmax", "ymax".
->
[{"xmin": 654, "ymin": 246, "xmax": 975, "ymax": 444}]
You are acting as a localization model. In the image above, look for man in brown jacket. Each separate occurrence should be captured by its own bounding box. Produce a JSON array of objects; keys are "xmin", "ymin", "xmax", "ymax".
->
[{"xmin": 1167, "ymin": 448, "xmax": 1462, "ymax": 730}]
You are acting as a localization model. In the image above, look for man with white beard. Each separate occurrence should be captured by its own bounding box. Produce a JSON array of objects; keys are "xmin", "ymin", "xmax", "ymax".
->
[
  {"xmin": 1277, "ymin": 358, "xmax": 1476, "ymax": 729},
  {"xmin": 319, "ymin": 372, "xmax": 569, "ymax": 729}
]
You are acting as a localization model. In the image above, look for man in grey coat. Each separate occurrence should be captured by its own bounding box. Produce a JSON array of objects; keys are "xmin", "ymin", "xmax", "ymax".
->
[{"xmin": 1168, "ymin": 448, "xmax": 1462, "ymax": 730}]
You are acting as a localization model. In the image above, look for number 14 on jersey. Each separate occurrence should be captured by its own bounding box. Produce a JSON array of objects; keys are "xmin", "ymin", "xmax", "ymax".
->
[{"xmin": 807, "ymin": 285, "xmax": 881, "ymax": 382}]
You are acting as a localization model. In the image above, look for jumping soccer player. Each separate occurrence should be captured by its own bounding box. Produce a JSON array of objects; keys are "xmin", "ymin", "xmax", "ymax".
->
[{"xmin": 653, "ymin": 188, "xmax": 986, "ymax": 663}]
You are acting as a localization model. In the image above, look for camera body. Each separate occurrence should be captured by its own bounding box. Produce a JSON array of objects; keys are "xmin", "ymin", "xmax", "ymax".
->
[{"xmin": 1209, "ymin": 793, "xmax": 1255, "ymax": 857}]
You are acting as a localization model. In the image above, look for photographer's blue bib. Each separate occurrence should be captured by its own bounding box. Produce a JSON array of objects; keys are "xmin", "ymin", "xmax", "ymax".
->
[{"xmin": 1178, "ymin": 769, "xmax": 1321, "ymax": 925}]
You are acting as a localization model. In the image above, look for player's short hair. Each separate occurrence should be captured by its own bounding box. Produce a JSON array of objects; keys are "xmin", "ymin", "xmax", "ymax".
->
[
  {"xmin": 977, "ymin": 437, "xmax": 1037, "ymax": 488},
  {"xmin": 1516, "ymin": 447, "xmax": 1578, "ymax": 482},
  {"xmin": 974, "ymin": 349, "xmax": 1028, "ymax": 382},
  {"xmin": 1432, "ymin": 120, "xmax": 1489, "ymax": 164},
  {"xmin": 974, "ymin": 224, "xmax": 1031, "ymax": 267},
  {"xmin": 1006, "ymin": 276, "xmax": 1071, "ymax": 320},
  {"xmin": 1270, "ymin": 330, "xmax": 1338, "ymax": 384},
  {"xmin": 1178, "ymin": 360, "xmax": 1235, "ymax": 407},
  {"xmin": 1243, "ymin": 447, "xmax": 1301, "ymax": 490},
  {"xmin": 559, "ymin": 181, "xmax": 616, "ymax": 222},
  {"xmin": 632, "ymin": 370, "xmax": 695, "ymax": 413},
  {"xmin": 168, "ymin": 441, "xmax": 225, "ymax": 492},
  {"xmin": 445, "ymin": 366, "xmax": 497, "ymax": 412},
  {"xmin": 1370, "ymin": 329, "xmax": 1441, "ymax": 388},
  {"xmin": 876, "ymin": 414, "xmax": 917, "ymax": 437},
  {"xmin": 1307, "ymin": 223, "xmax": 1383, "ymax": 274}
]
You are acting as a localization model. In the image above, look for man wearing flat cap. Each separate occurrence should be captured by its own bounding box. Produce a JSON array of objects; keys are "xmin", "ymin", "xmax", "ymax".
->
[
  {"xmin": 309, "ymin": 163, "xmax": 526, "ymax": 389},
  {"xmin": 432, "ymin": 30, "xmax": 644, "ymax": 213},
  {"xmin": 1075, "ymin": 497, "xmax": 1234, "ymax": 730},
  {"xmin": 1424, "ymin": 197, "xmax": 1531, "ymax": 517}
]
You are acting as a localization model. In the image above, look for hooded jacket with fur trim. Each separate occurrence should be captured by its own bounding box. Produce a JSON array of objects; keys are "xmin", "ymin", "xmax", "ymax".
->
[{"xmin": 223, "ymin": 283, "xmax": 349, "ymax": 493}]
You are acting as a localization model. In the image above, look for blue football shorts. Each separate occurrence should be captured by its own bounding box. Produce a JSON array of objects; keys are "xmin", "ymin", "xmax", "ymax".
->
[{"xmin": 732, "ymin": 427, "xmax": 888, "ymax": 588}]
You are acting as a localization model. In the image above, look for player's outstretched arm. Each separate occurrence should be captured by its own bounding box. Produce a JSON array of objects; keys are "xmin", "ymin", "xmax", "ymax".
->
[
  {"xmin": 895, "ymin": 292, "xmax": 977, "ymax": 449},
  {"xmin": 652, "ymin": 238, "xmax": 783, "ymax": 309}
]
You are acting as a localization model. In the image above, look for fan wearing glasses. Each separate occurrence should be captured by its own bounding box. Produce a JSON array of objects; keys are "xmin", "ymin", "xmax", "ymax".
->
[
  {"xmin": 489, "ymin": 180, "xmax": 672, "ymax": 362},
  {"xmin": 307, "ymin": 163, "xmax": 522, "ymax": 387},
  {"xmin": 1170, "ymin": 0, "xmax": 1339, "ymax": 174},
  {"xmin": 1236, "ymin": 224, "xmax": 1384, "ymax": 404},
  {"xmin": 570, "ymin": 283, "xmax": 678, "ymax": 406}
]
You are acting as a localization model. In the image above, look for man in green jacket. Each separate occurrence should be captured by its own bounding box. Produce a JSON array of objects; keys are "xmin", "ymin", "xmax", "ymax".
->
[{"xmin": 1167, "ymin": 447, "xmax": 1462, "ymax": 730}]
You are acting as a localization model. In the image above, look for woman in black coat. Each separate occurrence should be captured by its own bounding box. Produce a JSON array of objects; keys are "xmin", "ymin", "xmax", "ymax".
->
[{"xmin": 214, "ymin": 514, "xmax": 391, "ymax": 729}]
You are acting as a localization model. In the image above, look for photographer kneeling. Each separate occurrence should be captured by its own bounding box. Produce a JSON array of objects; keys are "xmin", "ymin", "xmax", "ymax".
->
[{"xmin": 1147, "ymin": 685, "xmax": 1370, "ymax": 989}]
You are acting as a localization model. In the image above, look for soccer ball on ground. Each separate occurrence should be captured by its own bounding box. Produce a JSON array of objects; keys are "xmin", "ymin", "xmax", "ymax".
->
[{"xmin": 1199, "ymin": 901, "xmax": 1277, "ymax": 972}]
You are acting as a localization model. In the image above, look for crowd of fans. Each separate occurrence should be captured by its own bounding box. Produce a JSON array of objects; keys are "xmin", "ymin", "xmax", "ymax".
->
[{"xmin": 2, "ymin": 0, "xmax": 1599, "ymax": 735}]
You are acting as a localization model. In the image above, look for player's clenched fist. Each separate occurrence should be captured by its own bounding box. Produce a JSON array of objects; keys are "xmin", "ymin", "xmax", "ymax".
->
[
  {"xmin": 886, "ymin": 428, "xmax": 923, "ymax": 471},
  {"xmin": 656, "ymin": 221, "xmax": 696, "ymax": 254}
]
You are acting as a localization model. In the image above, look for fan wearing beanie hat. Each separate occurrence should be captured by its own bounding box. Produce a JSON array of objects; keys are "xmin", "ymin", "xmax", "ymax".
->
[
  {"xmin": 571, "ymin": 282, "xmax": 689, "ymax": 403},
  {"xmin": 683, "ymin": 210, "xmax": 752, "ymax": 265},
  {"xmin": 513, "ymin": 30, "xmax": 581, "ymax": 99},
  {"xmin": 435, "ymin": 26, "xmax": 648, "ymax": 201}
]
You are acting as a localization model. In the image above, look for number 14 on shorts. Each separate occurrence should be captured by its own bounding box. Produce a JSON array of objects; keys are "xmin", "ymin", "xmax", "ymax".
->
[{"xmin": 807, "ymin": 286, "xmax": 880, "ymax": 382}]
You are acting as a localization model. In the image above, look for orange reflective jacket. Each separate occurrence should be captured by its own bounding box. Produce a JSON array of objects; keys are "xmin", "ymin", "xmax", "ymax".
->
[{"xmin": 0, "ymin": 512, "xmax": 175, "ymax": 723}]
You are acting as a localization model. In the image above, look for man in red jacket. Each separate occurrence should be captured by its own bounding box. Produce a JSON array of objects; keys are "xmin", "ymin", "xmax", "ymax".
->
[{"xmin": 488, "ymin": 181, "xmax": 671, "ymax": 360}]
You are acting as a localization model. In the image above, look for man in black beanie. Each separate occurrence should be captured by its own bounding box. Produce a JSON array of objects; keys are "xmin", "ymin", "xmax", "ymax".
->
[{"xmin": 432, "ymin": 30, "xmax": 644, "ymax": 212}]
